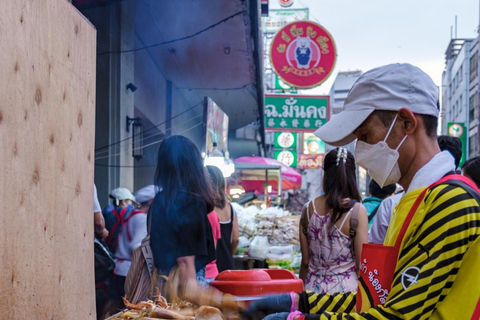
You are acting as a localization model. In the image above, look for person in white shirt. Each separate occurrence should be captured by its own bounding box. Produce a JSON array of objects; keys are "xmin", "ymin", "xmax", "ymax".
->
[{"xmin": 368, "ymin": 192, "xmax": 403, "ymax": 244}]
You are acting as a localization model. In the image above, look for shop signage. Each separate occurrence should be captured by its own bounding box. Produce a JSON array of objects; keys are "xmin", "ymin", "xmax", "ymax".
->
[
  {"xmin": 270, "ymin": 21, "xmax": 336, "ymax": 88},
  {"xmin": 275, "ymin": 76, "xmax": 297, "ymax": 92},
  {"xmin": 303, "ymin": 132, "xmax": 325, "ymax": 154},
  {"xmin": 279, "ymin": 0, "xmax": 294, "ymax": 7},
  {"xmin": 203, "ymin": 97, "xmax": 229, "ymax": 156},
  {"xmin": 274, "ymin": 132, "xmax": 297, "ymax": 148},
  {"xmin": 265, "ymin": 94, "xmax": 329, "ymax": 131},
  {"xmin": 297, "ymin": 154, "xmax": 324, "ymax": 169},
  {"xmin": 274, "ymin": 149, "xmax": 297, "ymax": 167},
  {"xmin": 447, "ymin": 122, "xmax": 467, "ymax": 167},
  {"xmin": 262, "ymin": 9, "xmax": 309, "ymax": 34}
]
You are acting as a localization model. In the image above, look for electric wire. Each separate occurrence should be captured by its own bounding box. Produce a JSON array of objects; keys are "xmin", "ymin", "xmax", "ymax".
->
[
  {"xmin": 94, "ymin": 121, "xmax": 203, "ymax": 161},
  {"xmin": 94, "ymin": 100, "xmax": 202, "ymax": 153},
  {"xmin": 94, "ymin": 112, "xmax": 203, "ymax": 156},
  {"xmin": 97, "ymin": 10, "xmax": 246, "ymax": 56}
]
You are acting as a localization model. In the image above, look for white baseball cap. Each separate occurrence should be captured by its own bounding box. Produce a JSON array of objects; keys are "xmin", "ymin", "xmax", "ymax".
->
[
  {"xmin": 109, "ymin": 187, "xmax": 138, "ymax": 206},
  {"xmin": 314, "ymin": 63, "xmax": 439, "ymax": 146},
  {"xmin": 134, "ymin": 185, "xmax": 157, "ymax": 204}
]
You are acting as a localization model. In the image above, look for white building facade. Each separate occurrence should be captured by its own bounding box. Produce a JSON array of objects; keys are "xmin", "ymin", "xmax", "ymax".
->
[{"xmin": 441, "ymin": 38, "xmax": 478, "ymax": 158}]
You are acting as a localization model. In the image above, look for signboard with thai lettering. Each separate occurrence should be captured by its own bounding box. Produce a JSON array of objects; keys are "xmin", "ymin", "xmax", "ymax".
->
[
  {"xmin": 297, "ymin": 154, "xmax": 324, "ymax": 169},
  {"xmin": 262, "ymin": 8, "xmax": 309, "ymax": 33},
  {"xmin": 265, "ymin": 94, "xmax": 329, "ymax": 132},
  {"xmin": 270, "ymin": 21, "xmax": 336, "ymax": 88}
]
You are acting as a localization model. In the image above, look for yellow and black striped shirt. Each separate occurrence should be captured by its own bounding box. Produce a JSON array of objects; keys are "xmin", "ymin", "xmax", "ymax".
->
[{"xmin": 299, "ymin": 181, "xmax": 480, "ymax": 320}]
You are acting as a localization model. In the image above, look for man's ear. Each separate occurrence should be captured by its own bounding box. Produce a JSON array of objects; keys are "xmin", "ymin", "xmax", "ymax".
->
[{"xmin": 398, "ymin": 108, "xmax": 417, "ymax": 134}]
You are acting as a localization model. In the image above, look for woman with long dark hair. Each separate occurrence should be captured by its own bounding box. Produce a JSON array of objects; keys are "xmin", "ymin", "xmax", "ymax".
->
[
  {"xmin": 149, "ymin": 135, "xmax": 217, "ymax": 284},
  {"xmin": 299, "ymin": 148, "xmax": 368, "ymax": 294},
  {"xmin": 206, "ymin": 165, "xmax": 239, "ymax": 273}
]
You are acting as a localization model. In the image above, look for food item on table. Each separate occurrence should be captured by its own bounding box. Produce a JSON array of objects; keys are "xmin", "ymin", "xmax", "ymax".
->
[{"xmin": 195, "ymin": 306, "xmax": 225, "ymax": 320}]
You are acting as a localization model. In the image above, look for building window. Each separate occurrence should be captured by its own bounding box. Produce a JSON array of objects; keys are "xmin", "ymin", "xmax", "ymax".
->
[
  {"xmin": 469, "ymin": 133, "xmax": 478, "ymax": 156},
  {"xmin": 459, "ymin": 65, "xmax": 463, "ymax": 83},
  {"xmin": 470, "ymin": 92, "xmax": 479, "ymax": 123},
  {"xmin": 334, "ymin": 89, "xmax": 350, "ymax": 94},
  {"xmin": 470, "ymin": 52, "xmax": 478, "ymax": 82}
]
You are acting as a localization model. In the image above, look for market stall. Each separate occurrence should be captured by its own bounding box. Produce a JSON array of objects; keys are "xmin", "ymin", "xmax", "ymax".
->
[{"xmin": 230, "ymin": 156, "xmax": 302, "ymax": 206}]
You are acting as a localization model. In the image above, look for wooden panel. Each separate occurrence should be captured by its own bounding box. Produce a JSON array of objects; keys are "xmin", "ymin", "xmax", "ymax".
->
[{"xmin": 0, "ymin": 0, "xmax": 96, "ymax": 318}]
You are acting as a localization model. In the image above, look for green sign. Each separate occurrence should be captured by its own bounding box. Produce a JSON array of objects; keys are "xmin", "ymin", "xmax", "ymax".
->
[
  {"xmin": 275, "ymin": 76, "xmax": 297, "ymax": 93},
  {"xmin": 274, "ymin": 132, "xmax": 297, "ymax": 149},
  {"xmin": 447, "ymin": 122, "xmax": 467, "ymax": 167},
  {"xmin": 274, "ymin": 150, "xmax": 297, "ymax": 167},
  {"xmin": 265, "ymin": 94, "xmax": 329, "ymax": 132}
]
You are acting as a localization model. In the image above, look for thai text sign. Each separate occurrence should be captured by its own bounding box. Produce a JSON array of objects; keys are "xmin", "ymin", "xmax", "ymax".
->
[
  {"xmin": 265, "ymin": 94, "xmax": 329, "ymax": 131},
  {"xmin": 297, "ymin": 154, "xmax": 324, "ymax": 169},
  {"xmin": 262, "ymin": 9, "xmax": 309, "ymax": 33},
  {"xmin": 270, "ymin": 21, "xmax": 336, "ymax": 88}
]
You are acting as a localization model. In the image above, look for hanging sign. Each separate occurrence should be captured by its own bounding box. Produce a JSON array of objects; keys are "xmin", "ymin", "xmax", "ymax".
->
[
  {"xmin": 270, "ymin": 21, "xmax": 336, "ymax": 88},
  {"xmin": 274, "ymin": 132, "xmax": 297, "ymax": 148},
  {"xmin": 297, "ymin": 154, "xmax": 324, "ymax": 169},
  {"xmin": 279, "ymin": 0, "xmax": 294, "ymax": 7},
  {"xmin": 303, "ymin": 133, "xmax": 325, "ymax": 154},
  {"xmin": 262, "ymin": 9, "xmax": 309, "ymax": 34},
  {"xmin": 447, "ymin": 122, "xmax": 467, "ymax": 167},
  {"xmin": 265, "ymin": 94, "xmax": 330, "ymax": 131},
  {"xmin": 274, "ymin": 150, "xmax": 297, "ymax": 167}
]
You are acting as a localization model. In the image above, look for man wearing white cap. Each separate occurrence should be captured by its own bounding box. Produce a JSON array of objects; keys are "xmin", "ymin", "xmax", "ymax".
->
[
  {"xmin": 244, "ymin": 64, "xmax": 480, "ymax": 320},
  {"xmin": 103, "ymin": 186, "xmax": 156, "ymax": 316}
]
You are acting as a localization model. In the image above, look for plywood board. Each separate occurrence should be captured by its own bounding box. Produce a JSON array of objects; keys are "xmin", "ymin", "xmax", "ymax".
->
[{"xmin": 0, "ymin": 0, "xmax": 97, "ymax": 318}]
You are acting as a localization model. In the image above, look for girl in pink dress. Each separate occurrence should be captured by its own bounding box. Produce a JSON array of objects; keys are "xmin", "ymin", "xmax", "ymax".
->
[{"xmin": 299, "ymin": 148, "xmax": 368, "ymax": 294}]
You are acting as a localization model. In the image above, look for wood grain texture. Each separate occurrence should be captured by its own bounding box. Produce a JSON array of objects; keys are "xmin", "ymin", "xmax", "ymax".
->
[{"xmin": 0, "ymin": 0, "xmax": 96, "ymax": 318}]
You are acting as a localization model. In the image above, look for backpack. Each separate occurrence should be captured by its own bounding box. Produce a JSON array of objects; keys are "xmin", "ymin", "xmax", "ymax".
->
[
  {"xmin": 94, "ymin": 237, "xmax": 115, "ymax": 283},
  {"xmin": 105, "ymin": 206, "xmax": 144, "ymax": 255}
]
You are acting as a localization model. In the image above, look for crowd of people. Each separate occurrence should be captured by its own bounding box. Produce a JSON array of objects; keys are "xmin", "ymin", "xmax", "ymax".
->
[
  {"xmin": 92, "ymin": 62, "xmax": 480, "ymax": 320},
  {"xmin": 92, "ymin": 136, "xmax": 239, "ymax": 319}
]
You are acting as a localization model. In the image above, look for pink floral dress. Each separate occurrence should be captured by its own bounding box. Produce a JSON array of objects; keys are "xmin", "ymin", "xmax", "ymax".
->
[{"xmin": 304, "ymin": 201, "xmax": 358, "ymax": 294}]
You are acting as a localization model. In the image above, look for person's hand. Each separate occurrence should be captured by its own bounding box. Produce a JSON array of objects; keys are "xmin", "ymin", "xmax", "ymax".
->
[{"xmin": 97, "ymin": 228, "xmax": 109, "ymax": 240}]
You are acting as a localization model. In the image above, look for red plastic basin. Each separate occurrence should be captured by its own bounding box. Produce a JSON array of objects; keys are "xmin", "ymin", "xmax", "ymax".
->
[{"xmin": 210, "ymin": 269, "xmax": 304, "ymax": 297}]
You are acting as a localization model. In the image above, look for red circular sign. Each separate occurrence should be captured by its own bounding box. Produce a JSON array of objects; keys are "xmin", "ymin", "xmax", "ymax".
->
[{"xmin": 270, "ymin": 21, "xmax": 337, "ymax": 88}]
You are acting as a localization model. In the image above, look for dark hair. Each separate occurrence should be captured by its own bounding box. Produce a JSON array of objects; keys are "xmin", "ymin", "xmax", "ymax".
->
[
  {"xmin": 438, "ymin": 135, "xmax": 463, "ymax": 168},
  {"xmin": 462, "ymin": 155, "xmax": 480, "ymax": 188},
  {"xmin": 206, "ymin": 165, "xmax": 227, "ymax": 208},
  {"xmin": 368, "ymin": 180, "xmax": 396, "ymax": 199},
  {"xmin": 322, "ymin": 148, "xmax": 362, "ymax": 223},
  {"xmin": 154, "ymin": 135, "xmax": 215, "ymax": 209},
  {"xmin": 374, "ymin": 111, "xmax": 438, "ymax": 138}
]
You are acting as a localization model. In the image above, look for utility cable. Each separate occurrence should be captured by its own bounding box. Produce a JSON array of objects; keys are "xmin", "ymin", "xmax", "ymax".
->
[
  {"xmin": 94, "ymin": 120, "xmax": 203, "ymax": 161},
  {"xmin": 94, "ymin": 100, "xmax": 202, "ymax": 152},
  {"xmin": 94, "ymin": 112, "xmax": 203, "ymax": 156},
  {"xmin": 97, "ymin": 11, "xmax": 246, "ymax": 56}
]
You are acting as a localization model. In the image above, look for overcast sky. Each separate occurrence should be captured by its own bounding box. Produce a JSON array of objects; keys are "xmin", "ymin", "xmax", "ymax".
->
[{"xmin": 268, "ymin": 0, "xmax": 479, "ymax": 95}]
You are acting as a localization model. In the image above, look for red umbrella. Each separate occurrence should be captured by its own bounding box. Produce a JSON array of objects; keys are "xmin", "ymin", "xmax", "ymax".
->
[{"xmin": 235, "ymin": 156, "xmax": 302, "ymax": 191}]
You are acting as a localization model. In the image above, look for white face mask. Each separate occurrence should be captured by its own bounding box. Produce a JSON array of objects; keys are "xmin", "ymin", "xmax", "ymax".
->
[{"xmin": 355, "ymin": 114, "xmax": 408, "ymax": 188}]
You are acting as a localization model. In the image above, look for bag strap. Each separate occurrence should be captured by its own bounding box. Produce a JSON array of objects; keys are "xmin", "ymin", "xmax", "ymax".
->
[
  {"xmin": 394, "ymin": 174, "xmax": 480, "ymax": 249},
  {"xmin": 142, "ymin": 206, "xmax": 155, "ymax": 277},
  {"xmin": 105, "ymin": 207, "xmax": 130, "ymax": 248},
  {"xmin": 349, "ymin": 202, "xmax": 360, "ymax": 238},
  {"xmin": 368, "ymin": 205, "xmax": 380, "ymax": 223}
]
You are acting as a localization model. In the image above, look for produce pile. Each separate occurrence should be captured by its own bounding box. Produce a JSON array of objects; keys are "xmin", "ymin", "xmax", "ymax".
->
[
  {"xmin": 108, "ymin": 294, "xmax": 226, "ymax": 320},
  {"xmin": 233, "ymin": 204, "xmax": 301, "ymax": 272},
  {"xmin": 108, "ymin": 268, "xmax": 241, "ymax": 320}
]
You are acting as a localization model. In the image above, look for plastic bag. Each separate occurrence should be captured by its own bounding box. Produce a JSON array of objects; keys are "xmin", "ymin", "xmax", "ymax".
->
[{"xmin": 249, "ymin": 235, "xmax": 271, "ymax": 259}]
